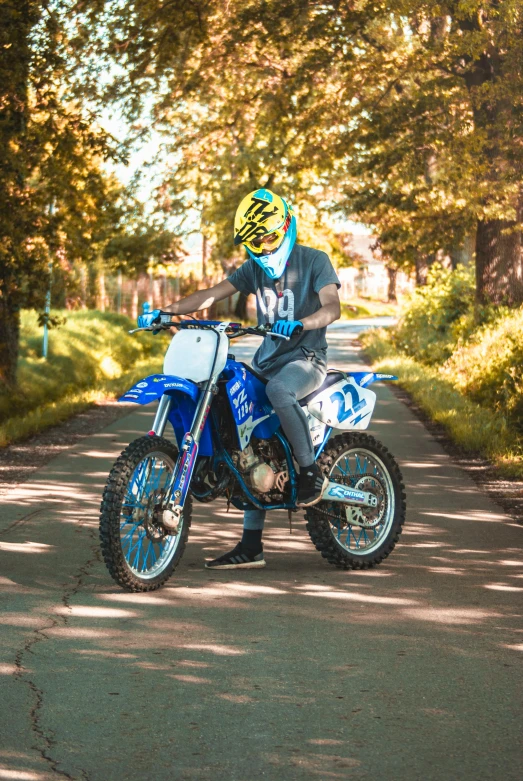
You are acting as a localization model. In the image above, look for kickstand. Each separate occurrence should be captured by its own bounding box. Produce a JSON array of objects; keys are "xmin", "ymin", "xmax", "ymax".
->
[{"xmin": 288, "ymin": 509, "xmax": 293, "ymax": 535}]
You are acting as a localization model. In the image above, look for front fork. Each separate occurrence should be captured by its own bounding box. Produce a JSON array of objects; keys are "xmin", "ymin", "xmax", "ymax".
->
[{"xmin": 151, "ymin": 386, "xmax": 216, "ymax": 532}]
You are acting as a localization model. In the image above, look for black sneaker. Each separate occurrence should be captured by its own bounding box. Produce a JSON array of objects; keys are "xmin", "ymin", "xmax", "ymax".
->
[
  {"xmin": 297, "ymin": 463, "xmax": 329, "ymax": 507},
  {"xmin": 205, "ymin": 542, "xmax": 266, "ymax": 570}
]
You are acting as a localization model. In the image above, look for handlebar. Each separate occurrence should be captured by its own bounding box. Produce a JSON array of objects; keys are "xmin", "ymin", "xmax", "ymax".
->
[{"xmin": 129, "ymin": 315, "xmax": 290, "ymax": 340}]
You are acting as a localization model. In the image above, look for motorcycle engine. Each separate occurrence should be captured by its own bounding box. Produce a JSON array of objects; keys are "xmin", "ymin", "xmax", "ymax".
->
[{"xmin": 232, "ymin": 441, "xmax": 288, "ymax": 500}]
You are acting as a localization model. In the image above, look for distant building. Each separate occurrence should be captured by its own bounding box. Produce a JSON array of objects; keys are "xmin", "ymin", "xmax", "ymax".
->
[{"xmin": 337, "ymin": 234, "xmax": 413, "ymax": 301}]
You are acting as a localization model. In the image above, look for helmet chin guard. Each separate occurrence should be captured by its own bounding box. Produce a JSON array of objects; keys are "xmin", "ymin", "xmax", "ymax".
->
[{"xmin": 246, "ymin": 215, "xmax": 297, "ymax": 279}]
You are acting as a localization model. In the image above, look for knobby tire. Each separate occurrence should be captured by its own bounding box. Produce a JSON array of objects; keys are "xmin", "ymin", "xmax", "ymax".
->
[
  {"xmin": 305, "ymin": 432, "xmax": 406, "ymax": 569},
  {"xmin": 99, "ymin": 435, "xmax": 192, "ymax": 592}
]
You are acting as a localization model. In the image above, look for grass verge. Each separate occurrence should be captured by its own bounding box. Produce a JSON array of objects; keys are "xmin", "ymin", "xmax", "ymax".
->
[
  {"xmin": 362, "ymin": 333, "xmax": 523, "ymax": 479},
  {"xmin": 0, "ymin": 359, "xmax": 162, "ymax": 448},
  {"xmin": 340, "ymin": 298, "xmax": 398, "ymax": 319},
  {"xmin": 0, "ymin": 310, "xmax": 165, "ymax": 447}
]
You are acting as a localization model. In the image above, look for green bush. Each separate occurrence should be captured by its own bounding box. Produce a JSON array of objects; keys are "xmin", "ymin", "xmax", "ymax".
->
[
  {"xmin": 363, "ymin": 350, "xmax": 522, "ymax": 478},
  {"xmin": 0, "ymin": 310, "xmax": 166, "ymax": 433},
  {"xmin": 361, "ymin": 270, "xmax": 523, "ymax": 475},
  {"xmin": 442, "ymin": 307, "xmax": 523, "ymax": 426},
  {"xmin": 340, "ymin": 299, "xmax": 398, "ymax": 320},
  {"xmin": 392, "ymin": 263, "xmax": 476, "ymax": 364}
]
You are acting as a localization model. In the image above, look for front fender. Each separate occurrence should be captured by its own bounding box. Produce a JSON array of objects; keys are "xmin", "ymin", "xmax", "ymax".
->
[
  {"xmin": 119, "ymin": 374, "xmax": 214, "ymax": 456},
  {"xmin": 119, "ymin": 374, "xmax": 199, "ymax": 404}
]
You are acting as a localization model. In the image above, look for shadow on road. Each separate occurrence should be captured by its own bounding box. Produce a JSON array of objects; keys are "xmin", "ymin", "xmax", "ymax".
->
[{"xmin": 0, "ymin": 333, "xmax": 522, "ymax": 780}]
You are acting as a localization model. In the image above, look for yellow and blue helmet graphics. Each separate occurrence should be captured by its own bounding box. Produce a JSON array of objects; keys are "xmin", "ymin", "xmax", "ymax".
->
[{"xmin": 233, "ymin": 188, "xmax": 297, "ymax": 280}]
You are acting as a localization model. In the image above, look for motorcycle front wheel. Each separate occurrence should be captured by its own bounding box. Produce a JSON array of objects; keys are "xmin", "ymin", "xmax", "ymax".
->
[
  {"xmin": 99, "ymin": 435, "xmax": 191, "ymax": 592},
  {"xmin": 305, "ymin": 432, "xmax": 406, "ymax": 570}
]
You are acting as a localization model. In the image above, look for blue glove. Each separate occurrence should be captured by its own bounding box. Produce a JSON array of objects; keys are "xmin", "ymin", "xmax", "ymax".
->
[
  {"xmin": 137, "ymin": 302, "xmax": 161, "ymax": 329},
  {"xmin": 271, "ymin": 319, "xmax": 303, "ymax": 337}
]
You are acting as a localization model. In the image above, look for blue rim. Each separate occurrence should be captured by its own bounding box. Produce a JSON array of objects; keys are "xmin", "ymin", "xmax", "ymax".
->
[
  {"xmin": 326, "ymin": 449, "xmax": 393, "ymax": 553},
  {"xmin": 120, "ymin": 453, "xmax": 182, "ymax": 579}
]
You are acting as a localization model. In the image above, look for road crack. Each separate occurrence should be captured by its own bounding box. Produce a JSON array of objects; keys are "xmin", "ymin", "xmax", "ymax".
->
[{"xmin": 14, "ymin": 522, "xmax": 101, "ymax": 780}]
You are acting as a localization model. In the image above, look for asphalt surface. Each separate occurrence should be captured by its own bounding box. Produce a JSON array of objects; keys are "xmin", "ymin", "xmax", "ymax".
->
[{"xmin": 1, "ymin": 323, "xmax": 522, "ymax": 781}]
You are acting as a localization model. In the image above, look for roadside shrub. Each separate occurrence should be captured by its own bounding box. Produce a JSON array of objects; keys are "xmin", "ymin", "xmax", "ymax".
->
[
  {"xmin": 361, "ymin": 269, "xmax": 523, "ymax": 474},
  {"xmin": 364, "ymin": 351, "xmax": 522, "ymax": 477},
  {"xmin": 442, "ymin": 307, "xmax": 523, "ymax": 427},
  {"xmin": 359, "ymin": 327, "xmax": 395, "ymax": 360},
  {"xmin": 393, "ymin": 263, "xmax": 476, "ymax": 364}
]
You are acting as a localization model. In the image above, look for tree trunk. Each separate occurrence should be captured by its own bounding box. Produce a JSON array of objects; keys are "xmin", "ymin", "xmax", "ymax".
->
[
  {"xmin": 0, "ymin": 297, "xmax": 20, "ymax": 386},
  {"xmin": 415, "ymin": 255, "xmax": 429, "ymax": 286},
  {"xmin": 0, "ymin": 2, "xmax": 37, "ymax": 387},
  {"xmin": 202, "ymin": 234, "xmax": 208, "ymax": 282},
  {"xmin": 475, "ymin": 218, "xmax": 523, "ymax": 306},
  {"xmin": 386, "ymin": 266, "xmax": 397, "ymax": 302},
  {"xmin": 131, "ymin": 280, "xmax": 139, "ymax": 320},
  {"xmin": 98, "ymin": 271, "xmax": 106, "ymax": 312}
]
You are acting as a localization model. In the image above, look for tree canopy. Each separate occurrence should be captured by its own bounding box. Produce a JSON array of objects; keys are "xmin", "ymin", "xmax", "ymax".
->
[{"xmin": 74, "ymin": 0, "xmax": 522, "ymax": 302}]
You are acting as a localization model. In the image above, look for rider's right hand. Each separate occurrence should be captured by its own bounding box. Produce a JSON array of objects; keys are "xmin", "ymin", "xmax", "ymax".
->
[{"xmin": 137, "ymin": 302, "xmax": 161, "ymax": 329}]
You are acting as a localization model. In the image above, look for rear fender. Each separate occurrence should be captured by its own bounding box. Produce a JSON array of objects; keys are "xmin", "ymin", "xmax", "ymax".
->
[{"xmin": 349, "ymin": 372, "xmax": 398, "ymax": 388}]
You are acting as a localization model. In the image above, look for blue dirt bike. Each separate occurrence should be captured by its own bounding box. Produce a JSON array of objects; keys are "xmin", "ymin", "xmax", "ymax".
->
[{"xmin": 99, "ymin": 316, "xmax": 406, "ymax": 591}]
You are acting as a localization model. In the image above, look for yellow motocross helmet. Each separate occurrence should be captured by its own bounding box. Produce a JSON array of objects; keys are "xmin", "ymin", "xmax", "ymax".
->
[{"xmin": 233, "ymin": 188, "xmax": 297, "ymax": 280}]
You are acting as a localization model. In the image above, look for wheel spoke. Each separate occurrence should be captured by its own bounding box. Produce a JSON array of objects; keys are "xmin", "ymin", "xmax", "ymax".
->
[
  {"xmin": 122, "ymin": 522, "xmax": 142, "ymax": 542},
  {"xmin": 131, "ymin": 533, "xmax": 145, "ymax": 569},
  {"xmin": 114, "ymin": 447, "xmax": 186, "ymax": 581},
  {"xmin": 323, "ymin": 447, "xmax": 395, "ymax": 556}
]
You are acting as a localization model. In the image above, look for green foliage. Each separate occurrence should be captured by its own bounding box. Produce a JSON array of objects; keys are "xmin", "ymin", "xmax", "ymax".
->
[
  {"xmin": 340, "ymin": 300, "xmax": 398, "ymax": 320},
  {"xmin": 0, "ymin": 1, "xmax": 120, "ymax": 307},
  {"xmin": 0, "ymin": 310, "xmax": 165, "ymax": 427},
  {"xmin": 362, "ymin": 267, "xmax": 523, "ymax": 470},
  {"xmin": 360, "ymin": 327, "xmax": 396, "ymax": 361},
  {"xmin": 76, "ymin": 0, "xmax": 523, "ymax": 301},
  {"xmin": 443, "ymin": 308, "xmax": 523, "ymax": 426},
  {"xmin": 362, "ymin": 349, "xmax": 522, "ymax": 478},
  {"xmin": 392, "ymin": 264, "xmax": 476, "ymax": 363}
]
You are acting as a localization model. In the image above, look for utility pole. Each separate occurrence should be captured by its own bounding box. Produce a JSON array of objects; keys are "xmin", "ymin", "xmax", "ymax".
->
[
  {"xmin": 42, "ymin": 202, "xmax": 55, "ymax": 359},
  {"xmin": 149, "ymin": 265, "xmax": 154, "ymax": 307}
]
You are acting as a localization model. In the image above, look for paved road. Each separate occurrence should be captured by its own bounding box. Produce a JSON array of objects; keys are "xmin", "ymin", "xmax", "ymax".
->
[{"xmin": 1, "ymin": 324, "xmax": 522, "ymax": 781}]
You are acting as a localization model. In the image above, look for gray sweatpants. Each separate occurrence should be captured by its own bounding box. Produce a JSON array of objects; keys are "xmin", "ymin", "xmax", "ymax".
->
[{"xmin": 244, "ymin": 357, "xmax": 326, "ymax": 532}]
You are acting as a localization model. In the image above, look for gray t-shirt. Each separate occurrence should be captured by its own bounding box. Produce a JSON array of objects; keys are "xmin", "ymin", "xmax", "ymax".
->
[{"xmin": 228, "ymin": 243, "xmax": 340, "ymax": 375}]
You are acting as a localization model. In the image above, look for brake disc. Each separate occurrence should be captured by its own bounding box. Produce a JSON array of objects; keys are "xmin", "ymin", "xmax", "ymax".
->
[
  {"xmin": 143, "ymin": 491, "xmax": 169, "ymax": 541},
  {"xmin": 346, "ymin": 475, "xmax": 386, "ymax": 528}
]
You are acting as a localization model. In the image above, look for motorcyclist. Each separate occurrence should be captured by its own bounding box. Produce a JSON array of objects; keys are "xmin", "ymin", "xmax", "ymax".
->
[{"xmin": 139, "ymin": 188, "xmax": 341, "ymax": 569}]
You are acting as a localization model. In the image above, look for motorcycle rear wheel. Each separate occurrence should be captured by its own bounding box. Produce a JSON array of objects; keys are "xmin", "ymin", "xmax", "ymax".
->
[
  {"xmin": 99, "ymin": 435, "xmax": 191, "ymax": 592},
  {"xmin": 305, "ymin": 432, "xmax": 406, "ymax": 570}
]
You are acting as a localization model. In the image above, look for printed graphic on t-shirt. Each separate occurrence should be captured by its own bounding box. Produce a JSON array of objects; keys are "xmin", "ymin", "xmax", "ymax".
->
[{"xmin": 256, "ymin": 288, "xmax": 295, "ymax": 323}]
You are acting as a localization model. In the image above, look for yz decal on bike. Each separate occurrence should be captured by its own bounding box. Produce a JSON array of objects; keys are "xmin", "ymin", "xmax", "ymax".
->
[{"xmin": 230, "ymin": 386, "xmax": 250, "ymax": 420}]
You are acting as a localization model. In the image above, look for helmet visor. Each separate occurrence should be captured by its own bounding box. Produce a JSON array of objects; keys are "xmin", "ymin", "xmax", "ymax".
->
[{"xmin": 243, "ymin": 214, "xmax": 292, "ymax": 256}]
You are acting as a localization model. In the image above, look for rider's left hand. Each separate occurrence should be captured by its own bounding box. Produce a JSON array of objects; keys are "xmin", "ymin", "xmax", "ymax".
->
[{"xmin": 271, "ymin": 319, "xmax": 304, "ymax": 337}]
